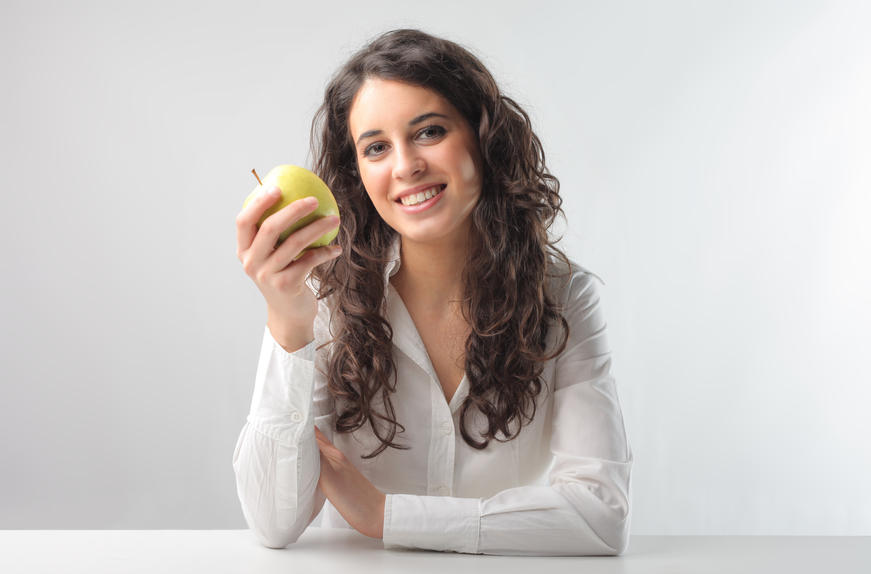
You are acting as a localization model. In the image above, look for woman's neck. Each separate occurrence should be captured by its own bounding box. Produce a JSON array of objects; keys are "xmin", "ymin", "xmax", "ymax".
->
[{"xmin": 390, "ymin": 230, "xmax": 476, "ymax": 315}]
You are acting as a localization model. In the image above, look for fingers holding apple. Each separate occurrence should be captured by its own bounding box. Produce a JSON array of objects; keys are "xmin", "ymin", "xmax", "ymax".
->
[
  {"xmin": 260, "ymin": 200, "xmax": 341, "ymax": 272},
  {"xmin": 237, "ymin": 165, "xmax": 343, "ymax": 271},
  {"xmin": 242, "ymin": 165, "xmax": 341, "ymax": 253},
  {"xmin": 237, "ymin": 188, "xmax": 322, "ymax": 263},
  {"xmin": 235, "ymin": 184, "xmax": 283, "ymax": 261}
]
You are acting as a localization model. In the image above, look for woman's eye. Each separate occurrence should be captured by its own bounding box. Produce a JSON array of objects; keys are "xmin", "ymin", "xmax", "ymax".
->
[
  {"xmin": 363, "ymin": 143, "xmax": 387, "ymax": 157},
  {"xmin": 417, "ymin": 125, "xmax": 446, "ymax": 141}
]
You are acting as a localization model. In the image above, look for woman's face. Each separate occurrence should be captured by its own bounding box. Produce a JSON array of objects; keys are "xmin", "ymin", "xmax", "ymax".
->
[{"xmin": 348, "ymin": 78, "xmax": 484, "ymax": 247}]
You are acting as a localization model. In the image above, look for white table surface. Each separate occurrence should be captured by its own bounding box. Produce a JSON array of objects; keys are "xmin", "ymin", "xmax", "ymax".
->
[{"xmin": 1, "ymin": 528, "xmax": 869, "ymax": 574}]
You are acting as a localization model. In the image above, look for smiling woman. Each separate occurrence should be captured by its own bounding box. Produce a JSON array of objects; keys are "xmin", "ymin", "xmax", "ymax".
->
[{"xmin": 233, "ymin": 29, "xmax": 632, "ymax": 556}]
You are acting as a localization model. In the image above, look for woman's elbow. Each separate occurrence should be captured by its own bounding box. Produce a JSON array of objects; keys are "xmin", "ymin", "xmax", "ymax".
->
[
  {"xmin": 260, "ymin": 538, "xmax": 291, "ymax": 550},
  {"xmin": 247, "ymin": 515, "xmax": 308, "ymax": 549},
  {"xmin": 253, "ymin": 527, "xmax": 298, "ymax": 549},
  {"xmin": 600, "ymin": 508, "xmax": 631, "ymax": 556},
  {"xmin": 610, "ymin": 531, "xmax": 630, "ymax": 556}
]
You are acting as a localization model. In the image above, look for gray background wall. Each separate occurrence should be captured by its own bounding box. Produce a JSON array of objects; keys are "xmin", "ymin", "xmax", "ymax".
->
[{"xmin": 1, "ymin": 0, "xmax": 869, "ymax": 534}]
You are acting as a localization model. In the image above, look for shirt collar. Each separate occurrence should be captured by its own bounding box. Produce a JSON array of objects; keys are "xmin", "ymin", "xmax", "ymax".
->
[{"xmin": 383, "ymin": 235, "xmax": 402, "ymax": 287}]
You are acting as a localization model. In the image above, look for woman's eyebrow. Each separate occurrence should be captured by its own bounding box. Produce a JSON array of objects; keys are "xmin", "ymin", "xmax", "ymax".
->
[{"xmin": 355, "ymin": 112, "xmax": 451, "ymax": 146}]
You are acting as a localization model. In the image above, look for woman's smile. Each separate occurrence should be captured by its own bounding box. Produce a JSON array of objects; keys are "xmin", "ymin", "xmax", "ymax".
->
[{"xmin": 397, "ymin": 183, "xmax": 446, "ymax": 209}]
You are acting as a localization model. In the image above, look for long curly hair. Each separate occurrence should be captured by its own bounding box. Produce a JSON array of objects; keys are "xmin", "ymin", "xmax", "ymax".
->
[{"xmin": 309, "ymin": 29, "xmax": 573, "ymax": 458}]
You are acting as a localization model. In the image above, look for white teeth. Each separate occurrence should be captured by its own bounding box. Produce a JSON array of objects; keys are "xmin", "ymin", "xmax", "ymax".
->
[{"xmin": 402, "ymin": 186, "xmax": 442, "ymax": 206}]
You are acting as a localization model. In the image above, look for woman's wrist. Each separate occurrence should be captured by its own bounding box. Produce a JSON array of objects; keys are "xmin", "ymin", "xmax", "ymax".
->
[
  {"xmin": 375, "ymin": 492, "xmax": 386, "ymax": 539},
  {"xmin": 266, "ymin": 318, "xmax": 314, "ymax": 354}
]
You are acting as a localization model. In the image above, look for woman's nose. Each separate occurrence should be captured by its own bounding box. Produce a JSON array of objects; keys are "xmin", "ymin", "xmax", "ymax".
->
[{"xmin": 392, "ymin": 143, "xmax": 426, "ymax": 180}]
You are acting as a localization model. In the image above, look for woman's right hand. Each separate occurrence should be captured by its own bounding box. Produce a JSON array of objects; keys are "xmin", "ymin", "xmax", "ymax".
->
[{"xmin": 236, "ymin": 186, "xmax": 342, "ymax": 353}]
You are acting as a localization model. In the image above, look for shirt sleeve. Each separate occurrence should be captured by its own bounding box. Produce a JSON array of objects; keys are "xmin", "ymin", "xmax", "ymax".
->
[
  {"xmin": 382, "ymin": 269, "xmax": 633, "ymax": 556},
  {"xmin": 232, "ymin": 290, "xmax": 336, "ymax": 548}
]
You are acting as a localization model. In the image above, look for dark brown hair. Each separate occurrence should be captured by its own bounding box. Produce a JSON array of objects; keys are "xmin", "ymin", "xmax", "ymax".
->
[{"xmin": 309, "ymin": 29, "xmax": 572, "ymax": 457}]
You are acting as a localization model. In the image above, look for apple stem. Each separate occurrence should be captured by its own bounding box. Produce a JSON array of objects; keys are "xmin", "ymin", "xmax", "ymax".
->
[{"xmin": 251, "ymin": 169, "xmax": 263, "ymax": 186}]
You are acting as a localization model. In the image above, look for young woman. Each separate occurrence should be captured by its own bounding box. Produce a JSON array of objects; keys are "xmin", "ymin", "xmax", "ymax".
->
[{"xmin": 233, "ymin": 29, "xmax": 633, "ymax": 556}]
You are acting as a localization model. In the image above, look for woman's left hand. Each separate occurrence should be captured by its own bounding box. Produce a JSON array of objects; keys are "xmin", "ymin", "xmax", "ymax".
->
[{"xmin": 314, "ymin": 426, "xmax": 386, "ymax": 539}]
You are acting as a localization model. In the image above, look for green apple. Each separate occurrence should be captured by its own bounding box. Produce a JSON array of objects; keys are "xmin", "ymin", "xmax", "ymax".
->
[{"xmin": 243, "ymin": 165, "xmax": 340, "ymax": 255}]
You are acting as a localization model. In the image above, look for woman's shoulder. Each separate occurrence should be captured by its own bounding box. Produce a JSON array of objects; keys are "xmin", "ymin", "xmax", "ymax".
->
[{"xmin": 546, "ymin": 251, "xmax": 606, "ymax": 309}]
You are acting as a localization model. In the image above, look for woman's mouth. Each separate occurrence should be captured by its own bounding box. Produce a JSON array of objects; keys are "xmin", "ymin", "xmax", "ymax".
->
[
  {"xmin": 398, "ymin": 184, "xmax": 446, "ymax": 206},
  {"xmin": 396, "ymin": 184, "xmax": 446, "ymax": 214}
]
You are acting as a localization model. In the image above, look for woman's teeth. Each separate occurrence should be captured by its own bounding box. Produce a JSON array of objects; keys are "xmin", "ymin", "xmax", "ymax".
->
[{"xmin": 401, "ymin": 186, "xmax": 443, "ymax": 206}]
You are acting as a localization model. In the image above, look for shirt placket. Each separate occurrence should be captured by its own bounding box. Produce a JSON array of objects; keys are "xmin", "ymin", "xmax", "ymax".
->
[{"xmin": 427, "ymin": 381, "xmax": 456, "ymax": 497}]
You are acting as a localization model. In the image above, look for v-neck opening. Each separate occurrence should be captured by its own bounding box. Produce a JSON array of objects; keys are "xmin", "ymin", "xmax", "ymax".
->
[{"xmin": 387, "ymin": 282, "xmax": 469, "ymax": 413}]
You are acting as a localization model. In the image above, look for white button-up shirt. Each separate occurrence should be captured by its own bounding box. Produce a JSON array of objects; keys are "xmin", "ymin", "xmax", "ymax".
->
[{"xmin": 233, "ymin": 237, "xmax": 633, "ymax": 555}]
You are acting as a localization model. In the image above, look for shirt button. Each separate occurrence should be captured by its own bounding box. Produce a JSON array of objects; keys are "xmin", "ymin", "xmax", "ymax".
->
[
  {"xmin": 438, "ymin": 486, "xmax": 450, "ymax": 496},
  {"xmin": 290, "ymin": 411, "xmax": 303, "ymax": 422},
  {"xmin": 442, "ymin": 422, "xmax": 453, "ymax": 435}
]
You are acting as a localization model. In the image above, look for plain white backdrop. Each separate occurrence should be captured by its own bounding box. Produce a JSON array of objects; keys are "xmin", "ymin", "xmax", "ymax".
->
[{"xmin": 1, "ymin": 0, "xmax": 869, "ymax": 534}]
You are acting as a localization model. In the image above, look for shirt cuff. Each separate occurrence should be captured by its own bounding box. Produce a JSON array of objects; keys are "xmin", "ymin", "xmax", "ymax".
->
[
  {"xmin": 383, "ymin": 494, "xmax": 481, "ymax": 554},
  {"xmin": 247, "ymin": 325, "xmax": 317, "ymax": 442}
]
